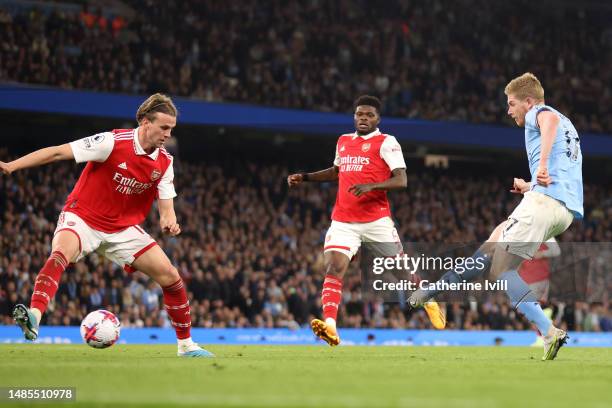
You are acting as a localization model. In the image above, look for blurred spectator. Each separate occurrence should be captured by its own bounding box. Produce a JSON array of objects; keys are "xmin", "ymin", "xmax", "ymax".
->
[{"xmin": 0, "ymin": 0, "xmax": 611, "ymax": 132}]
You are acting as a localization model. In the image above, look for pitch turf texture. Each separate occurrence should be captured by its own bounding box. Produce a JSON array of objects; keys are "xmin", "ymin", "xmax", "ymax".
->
[{"xmin": 1, "ymin": 345, "xmax": 610, "ymax": 408}]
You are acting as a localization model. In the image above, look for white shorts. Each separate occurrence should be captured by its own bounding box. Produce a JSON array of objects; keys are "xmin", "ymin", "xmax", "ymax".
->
[
  {"xmin": 323, "ymin": 216, "xmax": 403, "ymax": 259},
  {"xmin": 54, "ymin": 211, "xmax": 157, "ymax": 271},
  {"xmin": 500, "ymin": 191, "xmax": 573, "ymax": 259}
]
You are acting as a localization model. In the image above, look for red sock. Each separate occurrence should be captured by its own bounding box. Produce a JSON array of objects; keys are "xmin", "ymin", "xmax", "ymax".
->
[
  {"xmin": 162, "ymin": 279, "xmax": 191, "ymax": 340},
  {"xmin": 321, "ymin": 274, "xmax": 343, "ymax": 321},
  {"xmin": 30, "ymin": 251, "xmax": 68, "ymax": 314}
]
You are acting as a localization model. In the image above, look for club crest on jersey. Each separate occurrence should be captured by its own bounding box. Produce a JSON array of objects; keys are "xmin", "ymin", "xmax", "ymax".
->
[
  {"xmin": 361, "ymin": 143, "xmax": 371, "ymax": 152},
  {"xmin": 150, "ymin": 169, "xmax": 161, "ymax": 181}
]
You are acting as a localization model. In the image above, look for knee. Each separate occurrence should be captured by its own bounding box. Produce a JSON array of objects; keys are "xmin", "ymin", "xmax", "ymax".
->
[
  {"xmin": 158, "ymin": 265, "xmax": 181, "ymax": 288},
  {"xmin": 52, "ymin": 230, "xmax": 81, "ymax": 262},
  {"xmin": 325, "ymin": 258, "xmax": 348, "ymax": 279}
]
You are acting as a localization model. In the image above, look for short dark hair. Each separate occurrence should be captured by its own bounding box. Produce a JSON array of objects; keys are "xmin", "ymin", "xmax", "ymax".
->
[{"xmin": 354, "ymin": 95, "xmax": 382, "ymax": 113}]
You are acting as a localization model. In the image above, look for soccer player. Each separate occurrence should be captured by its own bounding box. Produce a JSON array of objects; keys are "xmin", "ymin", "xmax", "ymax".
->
[
  {"xmin": 0, "ymin": 94, "xmax": 213, "ymax": 357},
  {"xmin": 409, "ymin": 73, "xmax": 583, "ymax": 360},
  {"xmin": 287, "ymin": 95, "xmax": 446, "ymax": 346}
]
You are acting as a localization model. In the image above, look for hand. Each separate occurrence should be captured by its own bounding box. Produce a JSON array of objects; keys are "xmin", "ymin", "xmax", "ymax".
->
[
  {"xmin": 510, "ymin": 178, "xmax": 530, "ymax": 194},
  {"xmin": 287, "ymin": 173, "xmax": 304, "ymax": 187},
  {"xmin": 0, "ymin": 161, "xmax": 13, "ymax": 175},
  {"xmin": 348, "ymin": 183, "xmax": 374, "ymax": 197},
  {"xmin": 536, "ymin": 166, "xmax": 552, "ymax": 186},
  {"xmin": 160, "ymin": 218, "xmax": 181, "ymax": 236}
]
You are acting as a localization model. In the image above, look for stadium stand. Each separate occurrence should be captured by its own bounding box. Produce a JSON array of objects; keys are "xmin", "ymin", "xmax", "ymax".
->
[{"xmin": 1, "ymin": 0, "xmax": 611, "ymax": 132}]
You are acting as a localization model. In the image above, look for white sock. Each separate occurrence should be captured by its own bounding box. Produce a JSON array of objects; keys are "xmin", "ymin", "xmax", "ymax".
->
[
  {"xmin": 177, "ymin": 337, "xmax": 194, "ymax": 348},
  {"xmin": 544, "ymin": 325, "xmax": 558, "ymax": 338},
  {"xmin": 30, "ymin": 308, "xmax": 42, "ymax": 325},
  {"xmin": 325, "ymin": 318, "xmax": 336, "ymax": 330}
]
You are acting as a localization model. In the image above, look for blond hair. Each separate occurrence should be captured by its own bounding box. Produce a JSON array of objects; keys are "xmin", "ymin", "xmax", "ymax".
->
[
  {"xmin": 136, "ymin": 93, "xmax": 178, "ymax": 124},
  {"xmin": 504, "ymin": 72, "xmax": 544, "ymax": 102}
]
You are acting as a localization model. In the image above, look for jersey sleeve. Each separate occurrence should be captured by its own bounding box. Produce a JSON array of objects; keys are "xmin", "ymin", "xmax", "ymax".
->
[
  {"xmin": 69, "ymin": 132, "xmax": 114, "ymax": 163},
  {"xmin": 333, "ymin": 139, "xmax": 341, "ymax": 167},
  {"xmin": 380, "ymin": 135, "xmax": 406, "ymax": 171},
  {"xmin": 157, "ymin": 158, "xmax": 177, "ymax": 200}
]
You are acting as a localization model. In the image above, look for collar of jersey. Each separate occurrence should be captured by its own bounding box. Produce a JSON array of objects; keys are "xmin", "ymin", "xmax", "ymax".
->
[
  {"xmin": 133, "ymin": 127, "xmax": 160, "ymax": 160},
  {"xmin": 352, "ymin": 128, "xmax": 381, "ymax": 140}
]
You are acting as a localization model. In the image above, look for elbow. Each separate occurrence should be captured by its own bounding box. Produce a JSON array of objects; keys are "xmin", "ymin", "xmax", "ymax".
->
[
  {"xmin": 52, "ymin": 152, "xmax": 64, "ymax": 162},
  {"xmin": 51, "ymin": 146, "xmax": 70, "ymax": 162}
]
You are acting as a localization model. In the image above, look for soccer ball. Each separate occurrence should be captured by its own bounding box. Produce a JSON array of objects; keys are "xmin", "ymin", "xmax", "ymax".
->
[{"xmin": 80, "ymin": 310, "xmax": 121, "ymax": 348}]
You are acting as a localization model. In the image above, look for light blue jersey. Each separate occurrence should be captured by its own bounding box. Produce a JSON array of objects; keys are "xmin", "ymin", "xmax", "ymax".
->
[{"xmin": 524, "ymin": 105, "xmax": 583, "ymax": 218}]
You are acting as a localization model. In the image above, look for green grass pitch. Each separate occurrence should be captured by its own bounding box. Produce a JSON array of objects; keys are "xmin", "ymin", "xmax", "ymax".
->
[{"xmin": 0, "ymin": 345, "xmax": 610, "ymax": 407}]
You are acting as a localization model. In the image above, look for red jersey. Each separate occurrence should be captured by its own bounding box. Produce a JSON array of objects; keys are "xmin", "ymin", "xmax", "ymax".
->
[
  {"xmin": 331, "ymin": 129, "xmax": 406, "ymax": 223},
  {"xmin": 63, "ymin": 129, "xmax": 175, "ymax": 233}
]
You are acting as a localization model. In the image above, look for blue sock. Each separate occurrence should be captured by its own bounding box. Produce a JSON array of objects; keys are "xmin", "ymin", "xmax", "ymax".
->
[
  {"xmin": 498, "ymin": 270, "xmax": 551, "ymax": 334},
  {"xmin": 420, "ymin": 249, "xmax": 491, "ymax": 301}
]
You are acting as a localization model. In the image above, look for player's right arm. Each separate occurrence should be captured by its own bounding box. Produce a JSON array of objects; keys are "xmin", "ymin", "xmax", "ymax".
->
[
  {"xmin": 287, "ymin": 138, "xmax": 341, "ymax": 187},
  {"xmin": 0, "ymin": 144, "xmax": 74, "ymax": 175},
  {"xmin": 0, "ymin": 132, "xmax": 114, "ymax": 175}
]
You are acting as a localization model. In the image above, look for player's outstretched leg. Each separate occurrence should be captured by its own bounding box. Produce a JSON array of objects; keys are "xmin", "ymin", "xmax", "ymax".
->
[
  {"xmin": 408, "ymin": 247, "xmax": 493, "ymax": 308},
  {"xmin": 14, "ymin": 233, "xmax": 76, "ymax": 341},
  {"xmin": 131, "ymin": 245, "xmax": 213, "ymax": 357},
  {"xmin": 408, "ymin": 223, "xmax": 504, "ymax": 308}
]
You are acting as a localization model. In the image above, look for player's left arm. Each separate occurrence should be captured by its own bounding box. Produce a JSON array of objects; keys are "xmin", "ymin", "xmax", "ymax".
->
[
  {"xmin": 158, "ymin": 198, "xmax": 181, "ymax": 236},
  {"xmin": 157, "ymin": 158, "xmax": 180, "ymax": 236},
  {"xmin": 348, "ymin": 168, "xmax": 407, "ymax": 196},
  {"xmin": 349, "ymin": 136, "xmax": 407, "ymax": 196},
  {"xmin": 536, "ymin": 110, "xmax": 560, "ymax": 186}
]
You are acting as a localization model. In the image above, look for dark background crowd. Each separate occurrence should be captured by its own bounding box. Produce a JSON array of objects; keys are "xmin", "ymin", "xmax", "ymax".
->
[
  {"xmin": 0, "ymin": 0, "xmax": 610, "ymax": 333},
  {"xmin": 1, "ymin": 0, "xmax": 611, "ymax": 133},
  {"xmin": 1, "ymin": 149, "xmax": 610, "ymax": 332}
]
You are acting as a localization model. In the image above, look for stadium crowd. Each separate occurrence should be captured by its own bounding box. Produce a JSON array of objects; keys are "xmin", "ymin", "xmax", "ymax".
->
[
  {"xmin": 1, "ymin": 0, "xmax": 611, "ymax": 133},
  {"xmin": 1, "ymin": 156, "xmax": 610, "ymax": 332}
]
